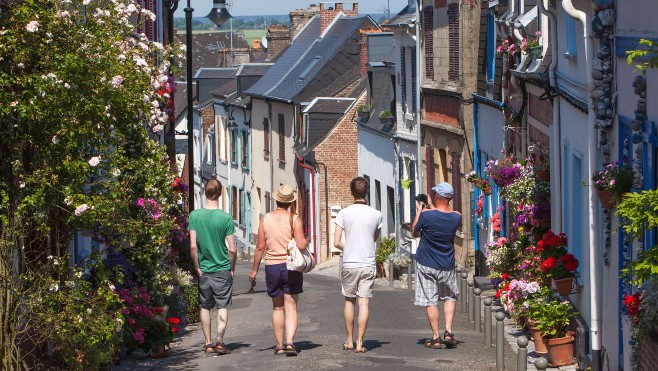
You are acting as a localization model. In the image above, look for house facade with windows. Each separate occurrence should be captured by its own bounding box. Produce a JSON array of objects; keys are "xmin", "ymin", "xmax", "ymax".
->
[{"xmin": 245, "ymin": 3, "xmax": 379, "ymax": 262}]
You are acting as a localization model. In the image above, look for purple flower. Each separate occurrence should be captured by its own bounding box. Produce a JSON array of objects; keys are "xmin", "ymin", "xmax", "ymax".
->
[{"xmin": 136, "ymin": 198, "xmax": 145, "ymax": 207}]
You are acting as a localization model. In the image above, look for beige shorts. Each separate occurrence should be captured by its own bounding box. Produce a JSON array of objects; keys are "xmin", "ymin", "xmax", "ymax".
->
[{"xmin": 341, "ymin": 266, "xmax": 376, "ymax": 298}]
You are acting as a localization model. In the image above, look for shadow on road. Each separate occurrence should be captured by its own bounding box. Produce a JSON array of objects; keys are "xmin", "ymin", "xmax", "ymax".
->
[{"xmin": 362, "ymin": 339, "xmax": 390, "ymax": 351}]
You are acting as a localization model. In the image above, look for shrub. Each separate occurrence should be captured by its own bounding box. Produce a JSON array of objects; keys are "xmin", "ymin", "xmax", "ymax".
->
[{"xmin": 375, "ymin": 237, "xmax": 395, "ymax": 264}]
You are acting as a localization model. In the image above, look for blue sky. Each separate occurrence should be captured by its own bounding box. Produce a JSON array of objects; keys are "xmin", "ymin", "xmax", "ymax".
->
[{"xmin": 174, "ymin": 0, "xmax": 410, "ymax": 17}]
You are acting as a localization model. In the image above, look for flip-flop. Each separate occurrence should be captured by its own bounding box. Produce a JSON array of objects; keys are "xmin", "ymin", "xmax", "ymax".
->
[
  {"xmin": 285, "ymin": 343, "xmax": 298, "ymax": 356},
  {"xmin": 274, "ymin": 345, "xmax": 286, "ymax": 355},
  {"xmin": 424, "ymin": 337, "xmax": 442, "ymax": 349},
  {"xmin": 203, "ymin": 344, "xmax": 216, "ymax": 354},
  {"xmin": 215, "ymin": 342, "xmax": 231, "ymax": 355},
  {"xmin": 342, "ymin": 343, "xmax": 354, "ymax": 351},
  {"xmin": 354, "ymin": 348, "xmax": 368, "ymax": 353}
]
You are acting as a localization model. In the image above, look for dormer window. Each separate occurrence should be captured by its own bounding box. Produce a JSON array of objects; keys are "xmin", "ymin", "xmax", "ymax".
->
[{"xmin": 299, "ymin": 56, "xmax": 321, "ymax": 80}]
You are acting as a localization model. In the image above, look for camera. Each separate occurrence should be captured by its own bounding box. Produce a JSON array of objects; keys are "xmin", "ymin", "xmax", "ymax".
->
[{"xmin": 415, "ymin": 194, "xmax": 429, "ymax": 208}]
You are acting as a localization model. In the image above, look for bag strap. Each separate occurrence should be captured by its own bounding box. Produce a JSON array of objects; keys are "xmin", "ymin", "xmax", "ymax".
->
[{"xmin": 289, "ymin": 213, "xmax": 294, "ymax": 240}]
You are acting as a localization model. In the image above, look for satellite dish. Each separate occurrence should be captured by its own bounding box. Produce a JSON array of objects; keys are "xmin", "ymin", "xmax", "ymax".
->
[{"xmin": 261, "ymin": 36, "xmax": 268, "ymax": 49}]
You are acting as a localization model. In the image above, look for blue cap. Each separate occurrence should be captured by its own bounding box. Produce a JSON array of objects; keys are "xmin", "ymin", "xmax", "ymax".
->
[{"xmin": 432, "ymin": 182, "xmax": 454, "ymax": 199}]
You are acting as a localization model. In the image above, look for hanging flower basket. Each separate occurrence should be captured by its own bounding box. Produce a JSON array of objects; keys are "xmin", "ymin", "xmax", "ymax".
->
[
  {"xmin": 596, "ymin": 188, "xmax": 616, "ymax": 209},
  {"xmin": 528, "ymin": 45, "xmax": 543, "ymax": 59},
  {"xmin": 552, "ymin": 277, "xmax": 575, "ymax": 296},
  {"xmin": 401, "ymin": 179, "xmax": 413, "ymax": 189}
]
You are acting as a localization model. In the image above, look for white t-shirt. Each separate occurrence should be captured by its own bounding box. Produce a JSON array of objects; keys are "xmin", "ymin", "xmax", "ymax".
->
[{"xmin": 334, "ymin": 203, "xmax": 383, "ymax": 268}]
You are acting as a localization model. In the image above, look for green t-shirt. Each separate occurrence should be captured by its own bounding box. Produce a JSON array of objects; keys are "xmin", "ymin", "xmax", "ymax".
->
[{"xmin": 188, "ymin": 208, "xmax": 235, "ymax": 273}]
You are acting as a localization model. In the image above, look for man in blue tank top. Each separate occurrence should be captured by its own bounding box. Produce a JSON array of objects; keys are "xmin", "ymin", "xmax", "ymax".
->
[{"xmin": 412, "ymin": 182, "xmax": 462, "ymax": 349}]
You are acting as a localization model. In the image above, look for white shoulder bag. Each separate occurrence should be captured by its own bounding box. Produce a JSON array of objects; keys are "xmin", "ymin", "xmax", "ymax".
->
[{"xmin": 286, "ymin": 213, "xmax": 315, "ymax": 273}]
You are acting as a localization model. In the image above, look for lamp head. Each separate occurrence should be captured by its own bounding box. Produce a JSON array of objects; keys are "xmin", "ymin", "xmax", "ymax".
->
[
  {"xmin": 227, "ymin": 117, "xmax": 238, "ymax": 130},
  {"xmin": 205, "ymin": 0, "xmax": 233, "ymax": 27}
]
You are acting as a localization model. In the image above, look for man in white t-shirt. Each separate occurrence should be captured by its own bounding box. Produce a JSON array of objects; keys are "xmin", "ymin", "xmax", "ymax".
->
[{"xmin": 334, "ymin": 176, "xmax": 383, "ymax": 353}]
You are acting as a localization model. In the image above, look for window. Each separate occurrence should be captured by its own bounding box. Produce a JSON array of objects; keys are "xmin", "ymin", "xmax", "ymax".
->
[
  {"xmin": 565, "ymin": 15, "xmax": 577, "ymax": 57},
  {"xmin": 223, "ymin": 118, "xmax": 229, "ymax": 161},
  {"xmin": 411, "ymin": 46, "xmax": 417, "ymax": 112},
  {"xmin": 299, "ymin": 56, "xmax": 321, "ymax": 79},
  {"xmin": 423, "ymin": 6, "xmax": 434, "ymax": 80},
  {"xmin": 204, "ymin": 133, "xmax": 212, "ymax": 165},
  {"xmin": 425, "ymin": 145, "xmax": 435, "ymax": 193},
  {"xmin": 375, "ymin": 180, "xmax": 381, "ymax": 211},
  {"xmin": 363, "ymin": 174, "xmax": 371, "ymax": 205},
  {"xmin": 217, "ymin": 116, "xmax": 226, "ymax": 162},
  {"xmin": 450, "ymin": 152, "xmax": 462, "ymax": 214},
  {"xmin": 263, "ymin": 118, "xmax": 270, "ymax": 160},
  {"xmin": 241, "ymin": 130, "xmax": 250, "ymax": 170},
  {"xmin": 278, "ymin": 114, "xmax": 285, "ymax": 162},
  {"xmin": 571, "ymin": 153, "xmax": 583, "ymax": 269},
  {"xmin": 264, "ymin": 191, "xmax": 271, "ymax": 213},
  {"xmin": 486, "ymin": 12, "xmax": 496, "ymax": 82},
  {"xmin": 230, "ymin": 129, "xmax": 238, "ymax": 164},
  {"xmin": 448, "ymin": 3, "xmax": 460, "ymax": 82},
  {"xmin": 400, "ymin": 47, "xmax": 407, "ymax": 112},
  {"xmin": 239, "ymin": 189, "xmax": 245, "ymax": 227},
  {"xmin": 232, "ymin": 186, "xmax": 238, "ymax": 221}
]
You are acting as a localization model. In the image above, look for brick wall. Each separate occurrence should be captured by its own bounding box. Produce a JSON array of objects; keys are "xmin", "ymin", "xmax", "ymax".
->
[
  {"xmin": 313, "ymin": 93, "xmax": 364, "ymax": 260},
  {"xmin": 320, "ymin": 2, "xmax": 358, "ymax": 34},
  {"xmin": 265, "ymin": 25, "xmax": 290, "ymax": 62},
  {"xmin": 639, "ymin": 331, "xmax": 658, "ymax": 371},
  {"xmin": 290, "ymin": 4, "xmax": 319, "ymax": 38},
  {"xmin": 423, "ymin": 94, "xmax": 460, "ymax": 127},
  {"xmin": 200, "ymin": 104, "xmax": 214, "ymax": 138}
]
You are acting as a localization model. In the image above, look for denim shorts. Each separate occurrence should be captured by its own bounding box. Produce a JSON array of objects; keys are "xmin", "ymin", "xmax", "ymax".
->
[
  {"xmin": 265, "ymin": 263, "xmax": 303, "ymax": 297},
  {"xmin": 198, "ymin": 270, "xmax": 233, "ymax": 309}
]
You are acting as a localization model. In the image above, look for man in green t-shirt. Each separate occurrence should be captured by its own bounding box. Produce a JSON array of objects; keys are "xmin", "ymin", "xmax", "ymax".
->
[{"xmin": 189, "ymin": 179, "xmax": 237, "ymax": 355}]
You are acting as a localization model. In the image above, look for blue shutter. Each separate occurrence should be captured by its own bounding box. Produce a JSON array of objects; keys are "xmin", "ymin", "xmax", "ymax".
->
[
  {"xmin": 246, "ymin": 192, "xmax": 252, "ymax": 238},
  {"xmin": 411, "ymin": 46, "xmax": 417, "ymax": 113},
  {"xmin": 642, "ymin": 121, "xmax": 657, "ymax": 249},
  {"xmin": 566, "ymin": 16, "xmax": 577, "ymax": 56},
  {"xmin": 400, "ymin": 47, "xmax": 407, "ymax": 113},
  {"xmin": 409, "ymin": 160, "xmax": 416, "ymax": 222},
  {"xmin": 246, "ymin": 131, "xmax": 251, "ymax": 171}
]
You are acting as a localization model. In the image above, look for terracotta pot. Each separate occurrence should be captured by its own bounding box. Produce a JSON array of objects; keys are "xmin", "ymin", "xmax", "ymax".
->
[
  {"xmin": 545, "ymin": 334, "xmax": 576, "ymax": 366},
  {"xmin": 596, "ymin": 188, "xmax": 616, "ymax": 209},
  {"xmin": 525, "ymin": 319, "xmax": 548, "ymax": 354},
  {"xmin": 537, "ymin": 170, "xmax": 550, "ymax": 182},
  {"xmin": 552, "ymin": 277, "xmax": 574, "ymax": 296}
]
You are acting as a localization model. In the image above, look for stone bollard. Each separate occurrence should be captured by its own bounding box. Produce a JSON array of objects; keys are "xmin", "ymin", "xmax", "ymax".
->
[
  {"xmin": 535, "ymin": 357, "xmax": 549, "ymax": 370},
  {"xmin": 408, "ymin": 260, "xmax": 414, "ymax": 290},
  {"xmin": 474, "ymin": 288, "xmax": 482, "ymax": 332},
  {"xmin": 495, "ymin": 312, "xmax": 505, "ymax": 371},
  {"xmin": 389, "ymin": 260, "xmax": 394, "ymax": 287},
  {"xmin": 517, "ymin": 337, "xmax": 528, "ymax": 371},
  {"xmin": 455, "ymin": 267, "xmax": 463, "ymax": 302},
  {"xmin": 461, "ymin": 272, "xmax": 468, "ymax": 313},
  {"xmin": 467, "ymin": 278, "xmax": 475, "ymax": 322},
  {"xmin": 484, "ymin": 298, "xmax": 493, "ymax": 349}
]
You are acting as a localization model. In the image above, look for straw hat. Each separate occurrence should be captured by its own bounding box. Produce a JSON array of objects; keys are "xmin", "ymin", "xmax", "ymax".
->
[{"xmin": 273, "ymin": 184, "xmax": 296, "ymax": 203}]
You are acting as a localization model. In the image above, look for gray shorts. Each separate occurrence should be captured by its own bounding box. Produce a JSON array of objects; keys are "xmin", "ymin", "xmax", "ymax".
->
[
  {"xmin": 198, "ymin": 270, "xmax": 233, "ymax": 309},
  {"xmin": 341, "ymin": 266, "xmax": 376, "ymax": 298},
  {"xmin": 414, "ymin": 263, "xmax": 459, "ymax": 306}
]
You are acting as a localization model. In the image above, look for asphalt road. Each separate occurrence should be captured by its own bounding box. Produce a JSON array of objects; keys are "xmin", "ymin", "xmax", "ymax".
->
[{"xmin": 116, "ymin": 260, "xmax": 516, "ymax": 371}]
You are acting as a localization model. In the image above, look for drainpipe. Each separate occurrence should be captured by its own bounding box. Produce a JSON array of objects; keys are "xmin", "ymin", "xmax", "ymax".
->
[
  {"xmin": 267, "ymin": 100, "xmax": 274, "ymax": 213},
  {"xmin": 472, "ymin": 99, "xmax": 480, "ymax": 276},
  {"xmin": 509, "ymin": 0, "xmax": 524, "ymax": 43},
  {"xmin": 297, "ymin": 155, "xmax": 318, "ymax": 262},
  {"xmin": 317, "ymin": 162, "xmax": 330, "ymax": 259},
  {"xmin": 415, "ymin": 0, "xmax": 423, "ymax": 194},
  {"xmin": 561, "ymin": 1, "xmax": 601, "ymax": 370},
  {"xmin": 537, "ymin": 0, "xmax": 562, "ymax": 231},
  {"xmin": 393, "ymin": 140, "xmax": 401, "ymax": 255}
]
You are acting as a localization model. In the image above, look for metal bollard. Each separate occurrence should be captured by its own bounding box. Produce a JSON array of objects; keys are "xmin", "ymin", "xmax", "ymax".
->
[
  {"xmin": 495, "ymin": 312, "xmax": 505, "ymax": 371},
  {"xmin": 389, "ymin": 260, "xmax": 394, "ymax": 287},
  {"xmin": 484, "ymin": 298, "xmax": 493, "ymax": 349},
  {"xmin": 474, "ymin": 288, "xmax": 482, "ymax": 332},
  {"xmin": 460, "ymin": 272, "xmax": 468, "ymax": 312},
  {"xmin": 467, "ymin": 278, "xmax": 475, "ymax": 322},
  {"xmin": 535, "ymin": 357, "xmax": 549, "ymax": 370},
  {"xmin": 517, "ymin": 337, "xmax": 528, "ymax": 371}
]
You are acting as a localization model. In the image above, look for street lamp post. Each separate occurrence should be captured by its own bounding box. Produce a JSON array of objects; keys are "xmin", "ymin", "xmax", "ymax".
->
[{"xmin": 184, "ymin": 0, "xmax": 232, "ymax": 211}]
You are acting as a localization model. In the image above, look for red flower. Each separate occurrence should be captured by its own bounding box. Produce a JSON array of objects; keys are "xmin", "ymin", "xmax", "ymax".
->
[
  {"xmin": 501, "ymin": 273, "xmax": 509, "ymax": 281},
  {"xmin": 537, "ymin": 240, "xmax": 545, "ymax": 252},
  {"xmin": 495, "ymin": 290, "xmax": 502, "ymax": 299},
  {"xmin": 166, "ymin": 317, "xmax": 181, "ymax": 325},
  {"xmin": 155, "ymin": 307, "xmax": 164, "ymax": 314},
  {"xmin": 172, "ymin": 326, "xmax": 179, "ymax": 333},
  {"xmin": 540, "ymin": 257, "xmax": 557, "ymax": 272},
  {"xmin": 504, "ymin": 283, "xmax": 510, "ymax": 291},
  {"xmin": 559, "ymin": 254, "xmax": 579, "ymax": 272},
  {"xmin": 623, "ymin": 293, "xmax": 642, "ymax": 319}
]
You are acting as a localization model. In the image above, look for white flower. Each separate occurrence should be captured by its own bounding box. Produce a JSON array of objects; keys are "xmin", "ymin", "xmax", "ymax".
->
[
  {"xmin": 134, "ymin": 57, "xmax": 147, "ymax": 67},
  {"xmin": 126, "ymin": 3, "xmax": 137, "ymax": 13},
  {"xmin": 151, "ymin": 100, "xmax": 159, "ymax": 108},
  {"xmin": 152, "ymin": 124, "xmax": 163, "ymax": 133},
  {"xmin": 10, "ymin": 101, "xmax": 18, "ymax": 107},
  {"xmin": 49, "ymin": 283, "xmax": 59, "ymax": 292},
  {"xmin": 83, "ymin": 0, "xmax": 91, "ymax": 5},
  {"xmin": 112, "ymin": 168, "xmax": 121, "ymax": 177},
  {"xmin": 19, "ymin": 182, "xmax": 25, "ymax": 188},
  {"xmin": 55, "ymin": 10, "xmax": 70, "ymax": 18},
  {"xmin": 74, "ymin": 204, "xmax": 89, "ymax": 216},
  {"xmin": 110, "ymin": 75, "xmax": 123, "ymax": 88},
  {"xmin": 108, "ymin": 283, "xmax": 116, "ymax": 291},
  {"xmin": 64, "ymin": 83, "xmax": 70, "ymax": 89},
  {"xmin": 87, "ymin": 308, "xmax": 93, "ymax": 314},
  {"xmin": 17, "ymin": 63, "xmax": 24, "ymax": 68},
  {"xmin": 64, "ymin": 196, "xmax": 73, "ymax": 205},
  {"xmin": 77, "ymin": 315, "xmax": 83, "ymax": 323},
  {"xmin": 88, "ymin": 156, "xmax": 101, "ymax": 167},
  {"xmin": 25, "ymin": 21, "xmax": 40, "ymax": 33},
  {"xmin": 118, "ymin": 54, "xmax": 126, "ymax": 61}
]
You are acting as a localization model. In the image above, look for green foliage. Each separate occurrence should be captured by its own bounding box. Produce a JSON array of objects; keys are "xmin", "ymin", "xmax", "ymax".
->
[
  {"xmin": 181, "ymin": 283, "xmax": 200, "ymax": 324},
  {"xmin": 379, "ymin": 110, "xmax": 393, "ymax": 118},
  {"xmin": 357, "ymin": 105, "xmax": 370, "ymax": 113},
  {"xmin": 617, "ymin": 190, "xmax": 658, "ymax": 285},
  {"xmin": 526, "ymin": 293, "xmax": 576, "ymax": 339},
  {"xmin": 626, "ymin": 39, "xmax": 658, "ymax": 75},
  {"xmin": 375, "ymin": 236, "xmax": 395, "ymax": 264},
  {"xmin": 591, "ymin": 163, "xmax": 634, "ymax": 201}
]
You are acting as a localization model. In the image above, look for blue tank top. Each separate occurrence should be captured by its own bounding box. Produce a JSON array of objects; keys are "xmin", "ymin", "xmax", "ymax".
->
[{"xmin": 413, "ymin": 209, "xmax": 462, "ymax": 271}]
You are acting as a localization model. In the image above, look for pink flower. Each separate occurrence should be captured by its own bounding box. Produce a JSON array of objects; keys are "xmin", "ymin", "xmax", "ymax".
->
[
  {"xmin": 121, "ymin": 308, "xmax": 130, "ymax": 315},
  {"xmin": 128, "ymin": 318, "xmax": 136, "ymax": 326},
  {"xmin": 25, "ymin": 21, "xmax": 40, "ymax": 32},
  {"xmin": 74, "ymin": 204, "xmax": 89, "ymax": 216},
  {"xmin": 143, "ymin": 309, "xmax": 154, "ymax": 318},
  {"xmin": 110, "ymin": 75, "xmax": 123, "ymax": 89},
  {"xmin": 133, "ymin": 333, "xmax": 145, "ymax": 344},
  {"xmin": 132, "ymin": 305, "xmax": 142, "ymax": 314},
  {"xmin": 136, "ymin": 198, "xmax": 145, "ymax": 207}
]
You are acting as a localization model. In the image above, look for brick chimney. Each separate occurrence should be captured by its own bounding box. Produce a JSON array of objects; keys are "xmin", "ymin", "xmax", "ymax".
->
[
  {"xmin": 290, "ymin": 4, "xmax": 320, "ymax": 39},
  {"xmin": 265, "ymin": 24, "xmax": 291, "ymax": 62},
  {"xmin": 320, "ymin": 2, "xmax": 358, "ymax": 34},
  {"xmin": 359, "ymin": 27, "xmax": 382, "ymax": 76}
]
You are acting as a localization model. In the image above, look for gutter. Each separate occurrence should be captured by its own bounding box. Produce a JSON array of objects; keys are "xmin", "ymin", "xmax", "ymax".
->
[
  {"xmin": 296, "ymin": 155, "xmax": 318, "ymax": 263},
  {"xmin": 560, "ymin": 1, "xmax": 601, "ymax": 370},
  {"xmin": 415, "ymin": 0, "xmax": 423, "ymax": 194}
]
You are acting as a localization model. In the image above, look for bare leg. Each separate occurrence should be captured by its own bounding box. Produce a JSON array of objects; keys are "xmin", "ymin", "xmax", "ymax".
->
[
  {"xmin": 443, "ymin": 300, "xmax": 457, "ymax": 333},
  {"xmin": 426, "ymin": 305, "xmax": 441, "ymax": 340},
  {"xmin": 216, "ymin": 308, "xmax": 228, "ymax": 343},
  {"xmin": 272, "ymin": 296, "xmax": 285, "ymax": 347},
  {"xmin": 283, "ymin": 294, "xmax": 298, "ymax": 345},
  {"xmin": 200, "ymin": 308, "xmax": 212, "ymax": 345},
  {"xmin": 343, "ymin": 298, "xmax": 356, "ymax": 349},
  {"xmin": 355, "ymin": 297, "xmax": 369, "ymax": 352}
]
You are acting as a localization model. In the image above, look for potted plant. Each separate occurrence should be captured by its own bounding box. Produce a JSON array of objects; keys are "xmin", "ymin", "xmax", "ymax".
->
[
  {"xmin": 527, "ymin": 298, "xmax": 577, "ymax": 366},
  {"xmin": 524, "ymin": 286, "xmax": 554, "ymax": 354},
  {"xmin": 485, "ymin": 156, "xmax": 523, "ymax": 188},
  {"xmin": 375, "ymin": 236, "xmax": 395, "ymax": 278},
  {"xmin": 466, "ymin": 171, "xmax": 492, "ymax": 195},
  {"xmin": 497, "ymin": 38, "xmax": 519, "ymax": 59},
  {"xmin": 538, "ymin": 231, "xmax": 579, "ymax": 296},
  {"xmin": 387, "ymin": 252, "xmax": 411, "ymax": 279},
  {"xmin": 400, "ymin": 179, "xmax": 413, "ymax": 189},
  {"xmin": 521, "ymin": 31, "xmax": 542, "ymax": 59},
  {"xmin": 591, "ymin": 162, "xmax": 634, "ymax": 209},
  {"xmin": 379, "ymin": 110, "xmax": 395, "ymax": 127},
  {"xmin": 357, "ymin": 105, "xmax": 370, "ymax": 120}
]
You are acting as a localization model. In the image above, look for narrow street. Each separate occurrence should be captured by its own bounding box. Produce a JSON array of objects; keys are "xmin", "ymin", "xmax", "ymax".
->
[{"xmin": 116, "ymin": 260, "xmax": 516, "ymax": 371}]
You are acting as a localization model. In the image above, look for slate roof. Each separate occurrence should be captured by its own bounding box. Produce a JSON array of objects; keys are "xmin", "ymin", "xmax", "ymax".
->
[
  {"xmin": 176, "ymin": 31, "xmax": 249, "ymax": 78},
  {"xmin": 174, "ymin": 81, "xmax": 196, "ymax": 119},
  {"xmin": 194, "ymin": 68, "xmax": 236, "ymax": 79},
  {"xmin": 246, "ymin": 15, "xmax": 378, "ymax": 104},
  {"xmin": 235, "ymin": 63, "xmax": 274, "ymax": 77},
  {"xmin": 295, "ymin": 98, "xmax": 355, "ymax": 156},
  {"xmin": 193, "ymin": 67, "xmax": 237, "ymax": 103},
  {"xmin": 210, "ymin": 79, "xmax": 237, "ymax": 98},
  {"xmin": 387, "ymin": 0, "xmax": 417, "ymax": 27}
]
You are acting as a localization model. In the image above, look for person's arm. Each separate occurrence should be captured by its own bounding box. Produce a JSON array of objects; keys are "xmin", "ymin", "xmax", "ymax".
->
[
  {"xmin": 189, "ymin": 230, "xmax": 202, "ymax": 277},
  {"xmin": 249, "ymin": 217, "xmax": 266, "ymax": 282},
  {"xmin": 373, "ymin": 228, "xmax": 381, "ymax": 243},
  {"xmin": 412, "ymin": 202, "xmax": 424, "ymax": 238},
  {"xmin": 226, "ymin": 234, "xmax": 237, "ymax": 277},
  {"xmin": 293, "ymin": 216, "xmax": 308, "ymax": 250},
  {"xmin": 333, "ymin": 225, "xmax": 344, "ymax": 251}
]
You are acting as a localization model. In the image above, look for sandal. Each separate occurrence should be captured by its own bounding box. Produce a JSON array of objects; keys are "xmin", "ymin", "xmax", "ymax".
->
[
  {"xmin": 274, "ymin": 345, "xmax": 286, "ymax": 355},
  {"xmin": 215, "ymin": 342, "xmax": 231, "ymax": 355},
  {"xmin": 342, "ymin": 343, "xmax": 354, "ymax": 351},
  {"xmin": 424, "ymin": 337, "xmax": 442, "ymax": 349},
  {"xmin": 204, "ymin": 344, "xmax": 216, "ymax": 354},
  {"xmin": 284, "ymin": 343, "xmax": 298, "ymax": 356},
  {"xmin": 354, "ymin": 348, "xmax": 368, "ymax": 353},
  {"xmin": 443, "ymin": 331, "xmax": 457, "ymax": 348}
]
